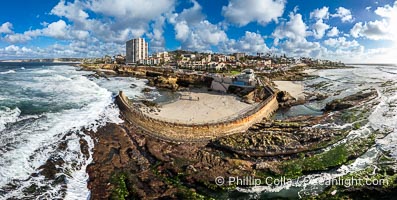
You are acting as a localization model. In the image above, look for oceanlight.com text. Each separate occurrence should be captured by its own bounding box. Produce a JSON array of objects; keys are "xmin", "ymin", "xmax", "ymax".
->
[{"xmin": 214, "ymin": 176, "xmax": 389, "ymax": 187}]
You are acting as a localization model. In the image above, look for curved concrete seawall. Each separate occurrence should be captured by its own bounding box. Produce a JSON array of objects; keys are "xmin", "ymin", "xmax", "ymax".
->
[{"xmin": 116, "ymin": 88, "xmax": 279, "ymax": 142}]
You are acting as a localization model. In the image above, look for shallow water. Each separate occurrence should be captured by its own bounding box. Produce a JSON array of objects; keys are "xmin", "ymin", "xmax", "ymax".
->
[{"xmin": 238, "ymin": 64, "xmax": 397, "ymax": 198}]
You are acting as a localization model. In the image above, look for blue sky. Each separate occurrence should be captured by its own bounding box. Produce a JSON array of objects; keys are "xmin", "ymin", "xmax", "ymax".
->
[{"xmin": 0, "ymin": 0, "xmax": 396, "ymax": 63}]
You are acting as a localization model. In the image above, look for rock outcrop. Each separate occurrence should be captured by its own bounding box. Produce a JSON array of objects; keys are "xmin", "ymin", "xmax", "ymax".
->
[
  {"xmin": 277, "ymin": 91, "xmax": 305, "ymax": 107},
  {"xmin": 149, "ymin": 76, "xmax": 179, "ymax": 91},
  {"xmin": 212, "ymin": 118, "xmax": 347, "ymax": 157},
  {"xmin": 324, "ymin": 88, "xmax": 377, "ymax": 112}
]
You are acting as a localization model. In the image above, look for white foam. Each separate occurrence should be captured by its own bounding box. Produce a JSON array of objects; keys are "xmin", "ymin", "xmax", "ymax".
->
[
  {"xmin": 92, "ymin": 76, "xmax": 159, "ymax": 100},
  {"xmin": 238, "ymin": 65, "xmax": 397, "ymax": 197},
  {"xmin": 0, "ymin": 106, "xmax": 21, "ymax": 132},
  {"xmin": 0, "ymin": 70, "xmax": 16, "ymax": 75},
  {"xmin": 0, "ymin": 65, "xmax": 124, "ymax": 199},
  {"xmin": 237, "ymin": 148, "xmax": 379, "ymax": 196},
  {"xmin": 369, "ymin": 85, "xmax": 397, "ymax": 157},
  {"xmin": 31, "ymin": 69, "xmax": 56, "ymax": 74}
]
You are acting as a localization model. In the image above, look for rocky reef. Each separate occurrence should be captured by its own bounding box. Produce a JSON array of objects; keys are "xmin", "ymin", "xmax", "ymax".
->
[
  {"xmin": 324, "ymin": 88, "xmax": 377, "ymax": 112},
  {"xmin": 84, "ymin": 85, "xmax": 381, "ymax": 199},
  {"xmin": 213, "ymin": 119, "xmax": 348, "ymax": 157},
  {"xmin": 148, "ymin": 76, "xmax": 179, "ymax": 91},
  {"xmin": 79, "ymin": 63, "xmax": 394, "ymax": 199},
  {"xmin": 276, "ymin": 90, "xmax": 306, "ymax": 108}
]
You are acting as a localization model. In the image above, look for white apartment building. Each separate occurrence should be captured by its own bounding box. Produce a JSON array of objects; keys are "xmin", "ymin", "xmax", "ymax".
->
[{"xmin": 126, "ymin": 38, "xmax": 148, "ymax": 64}]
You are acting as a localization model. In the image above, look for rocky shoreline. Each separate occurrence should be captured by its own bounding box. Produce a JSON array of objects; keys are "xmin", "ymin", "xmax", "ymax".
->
[{"xmin": 77, "ymin": 63, "xmax": 397, "ymax": 199}]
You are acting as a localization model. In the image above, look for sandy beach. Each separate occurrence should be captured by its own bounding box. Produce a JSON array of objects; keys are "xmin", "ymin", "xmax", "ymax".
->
[
  {"xmin": 142, "ymin": 89, "xmax": 256, "ymax": 124},
  {"xmin": 273, "ymin": 81, "xmax": 305, "ymax": 100}
]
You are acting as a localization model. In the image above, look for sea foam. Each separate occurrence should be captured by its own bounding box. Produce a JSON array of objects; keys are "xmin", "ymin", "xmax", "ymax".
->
[
  {"xmin": 0, "ymin": 65, "xmax": 124, "ymax": 199},
  {"xmin": 0, "ymin": 106, "xmax": 21, "ymax": 132},
  {"xmin": 0, "ymin": 70, "xmax": 16, "ymax": 75}
]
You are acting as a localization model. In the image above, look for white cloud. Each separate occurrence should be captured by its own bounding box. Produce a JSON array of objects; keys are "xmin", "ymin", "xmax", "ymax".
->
[
  {"xmin": 3, "ymin": 0, "xmax": 178, "ymax": 56},
  {"xmin": 169, "ymin": 1, "xmax": 227, "ymax": 51},
  {"xmin": 0, "ymin": 41, "xmax": 125, "ymax": 59},
  {"xmin": 331, "ymin": 7, "xmax": 353, "ymax": 22},
  {"xmin": 5, "ymin": 45, "xmax": 20, "ymax": 52},
  {"xmin": 49, "ymin": 0, "xmax": 177, "ymax": 46},
  {"xmin": 222, "ymin": 0, "xmax": 286, "ymax": 26},
  {"xmin": 273, "ymin": 12, "xmax": 307, "ymax": 43},
  {"xmin": 278, "ymin": 39, "xmax": 323, "ymax": 58},
  {"xmin": 327, "ymin": 27, "xmax": 339, "ymax": 37},
  {"xmin": 350, "ymin": 22, "xmax": 362, "ymax": 38},
  {"xmin": 364, "ymin": 47, "xmax": 397, "ymax": 64},
  {"xmin": 42, "ymin": 20, "xmax": 69, "ymax": 39},
  {"xmin": 0, "ymin": 22, "xmax": 13, "ymax": 34},
  {"xmin": 177, "ymin": 20, "xmax": 228, "ymax": 51},
  {"xmin": 349, "ymin": 2, "xmax": 396, "ymax": 42},
  {"xmin": 312, "ymin": 19, "xmax": 330, "ymax": 39},
  {"xmin": 174, "ymin": 21, "xmax": 190, "ymax": 41},
  {"xmin": 3, "ymin": 20, "xmax": 89, "ymax": 43},
  {"xmin": 87, "ymin": 0, "xmax": 175, "ymax": 22},
  {"xmin": 310, "ymin": 6, "xmax": 329, "ymax": 20},
  {"xmin": 2, "ymin": 0, "xmax": 395, "ymax": 64},
  {"xmin": 175, "ymin": 0, "xmax": 205, "ymax": 24},
  {"xmin": 0, "ymin": 45, "xmax": 35, "ymax": 58},
  {"xmin": 220, "ymin": 31, "xmax": 268, "ymax": 54},
  {"xmin": 350, "ymin": 20, "xmax": 391, "ymax": 40},
  {"xmin": 4, "ymin": 34, "xmax": 32, "ymax": 43},
  {"xmin": 272, "ymin": 12, "xmax": 324, "ymax": 58},
  {"xmin": 309, "ymin": 7, "xmax": 331, "ymax": 39},
  {"xmin": 324, "ymin": 37, "xmax": 359, "ymax": 48},
  {"xmin": 195, "ymin": 21, "xmax": 228, "ymax": 45},
  {"xmin": 375, "ymin": 1, "xmax": 397, "ymax": 18},
  {"xmin": 147, "ymin": 16, "xmax": 167, "ymax": 52},
  {"xmin": 51, "ymin": 0, "xmax": 89, "ymax": 23},
  {"xmin": 171, "ymin": 0, "xmax": 204, "ymax": 42}
]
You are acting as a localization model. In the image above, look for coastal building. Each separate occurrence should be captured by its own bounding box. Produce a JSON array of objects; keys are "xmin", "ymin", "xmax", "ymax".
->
[
  {"xmin": 264, "ymin": 59, "xmax": 272, "ymax": 67},
  {"xmin": 153, "ymin": 51, "xmax": 171, "ymax": 63},
  {"xmin": 235, "ymin": 69, "xmax": 256, "ymax": 86},
  {"xmin": 234, "ymin": 53, "xmax": 246, "ymax": 61},
  {"xmin": 126, "ymin": 38, "xmax": 148, "ymax": 64}
]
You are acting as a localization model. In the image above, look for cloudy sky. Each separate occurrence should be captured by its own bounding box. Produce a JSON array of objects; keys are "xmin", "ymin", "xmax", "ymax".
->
[{"xmin": 0, "ymin": 0, "xmax": 396, "ymax": 63}]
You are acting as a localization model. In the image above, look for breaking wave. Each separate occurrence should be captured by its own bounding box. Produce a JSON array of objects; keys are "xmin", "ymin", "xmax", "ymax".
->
[{"xmin": 0, "ymin": 70, "xmax": 16, "ymax": 75}]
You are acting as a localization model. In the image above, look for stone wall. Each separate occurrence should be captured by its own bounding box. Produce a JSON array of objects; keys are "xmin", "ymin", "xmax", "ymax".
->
[{"xmin": 116, "ymin": 87, "xmax": 279, "ymax": 142}]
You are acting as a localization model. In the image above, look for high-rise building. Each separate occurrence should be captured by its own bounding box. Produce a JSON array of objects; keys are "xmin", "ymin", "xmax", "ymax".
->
[{"xmin": 126, "ymin": 38, "xmax": 148, "ymax": 64}]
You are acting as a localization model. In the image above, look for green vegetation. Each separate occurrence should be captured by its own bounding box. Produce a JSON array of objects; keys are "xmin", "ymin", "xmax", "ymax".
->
[
  {"xmin": 151, "ymin": 163, "xmax": 214, "ymax": 199},
  {"xmin": 268, "ymin": 134, "xmax": 376, "ymax": 180},
  {"xmin": 110, "ymin": 173, "xmax": 130, "ymax": 200},
  {"xmin": 340, "ymin": 108, "xmax": 369, "ymax": 124},
  {"xmin": 230, "ymin": 70, "xmax": 241, "ymax": 76},
  {"xmin": 339, "ymin": 107, "xmax": 371, "ymax": 131},
  {"xmin": 308, "ymin": 81, "xmax": 329, "ymax": 90},
  {"xmin": 312, "ymin": 165, "xmax": 397, "ymax": 200},
  {"xmin": 23, "ymin": 184, "xmax": 51, "ymax": 195},
  {"xmin": 176, "ymin": 187, "xmax": 213, "ymax": 200},
  {"xmin": 281, "ymin": 145, "xmax": 348, "ymax": 179}
]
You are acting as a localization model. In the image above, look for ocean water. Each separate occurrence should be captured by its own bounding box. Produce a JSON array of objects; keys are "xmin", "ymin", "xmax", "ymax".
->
[{"xmin": 0, "ymin": 63, "xmax": 153, "ymax": 199}]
